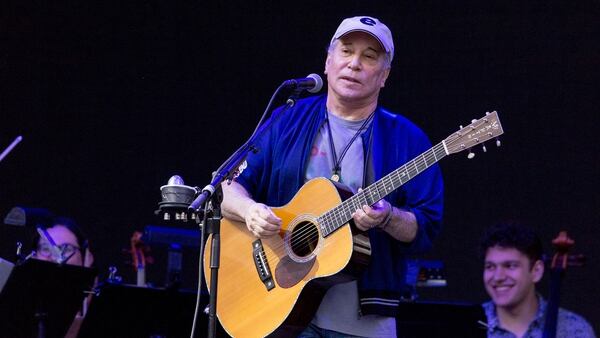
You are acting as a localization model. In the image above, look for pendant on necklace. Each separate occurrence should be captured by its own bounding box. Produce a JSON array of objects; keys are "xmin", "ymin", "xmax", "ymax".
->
[{"xmin": 331, "ymin": 172, "xmax": 340, "ymax": 182}]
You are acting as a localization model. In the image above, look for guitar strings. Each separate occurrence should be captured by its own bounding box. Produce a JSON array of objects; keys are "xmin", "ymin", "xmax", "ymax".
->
[
  {"xmin": 287, "ymin": 126, "xmax": 482, "ymax": 252},
  {"xmin": 265, "ymin": 143, "xmax": 445, "ymax": 261},
  {"xmin": 259, "ymin": 142, "xmax": 448, "ymax": 263},
  {"xmin": 260, "ymin": 118, "xmax": 485, "ymax": 265},
  {"xmin": 282, "ymin": 124, "xmax": 490, "ymax": 265}
]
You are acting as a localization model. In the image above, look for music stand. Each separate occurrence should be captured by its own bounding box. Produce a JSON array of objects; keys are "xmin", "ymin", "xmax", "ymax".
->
[
  {"xmin": 78, "ymin": 282, "xmax": 228, "ymax": 338},
  {"xmin": 0, "ymin": 258, "xmax": 97, "ymax": 338},
  {"xmin": 396, "ymin": 300, "xmax": 487, "ymax": 338}
]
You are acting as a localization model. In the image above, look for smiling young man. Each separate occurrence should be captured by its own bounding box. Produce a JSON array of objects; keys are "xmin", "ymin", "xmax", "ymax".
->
[
  {"xmin": 222, "ymin": 16, "xmax": 444, "ymax": 337},
  {"xmin": 480, "ymin": 222, "xmax": 595, "ymax": 338}
]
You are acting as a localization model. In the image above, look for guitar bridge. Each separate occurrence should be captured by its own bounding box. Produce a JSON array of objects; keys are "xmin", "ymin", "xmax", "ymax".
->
[{"xmin": 252, "ymin": 240, "xmax": 275, "ymax": 291}]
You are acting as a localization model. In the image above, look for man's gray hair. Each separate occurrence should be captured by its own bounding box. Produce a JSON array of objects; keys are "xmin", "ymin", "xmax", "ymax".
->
[{"xmin": 327, "ymin": 39, "xmax": 392, "ymax": 69}]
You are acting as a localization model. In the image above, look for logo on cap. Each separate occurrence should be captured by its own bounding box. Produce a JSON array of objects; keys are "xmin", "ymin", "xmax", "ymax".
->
[{"xmin": 360, "ymin": 17, "xmax": 376, "ymax": 26}]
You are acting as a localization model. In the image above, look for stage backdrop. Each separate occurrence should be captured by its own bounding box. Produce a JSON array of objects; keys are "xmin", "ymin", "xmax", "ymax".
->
[{"xmin": 1, "ymin": 0, "xmax": 598, "ymax": 333}]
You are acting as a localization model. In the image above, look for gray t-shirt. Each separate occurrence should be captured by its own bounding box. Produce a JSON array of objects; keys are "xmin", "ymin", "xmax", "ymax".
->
[
  {"xmin": 305, "ymin": 111, "xmax": 366, "ymax": 192},
  {"xmin": 305, "ymin": 111, "xmax": 396, "ymax": 338}
]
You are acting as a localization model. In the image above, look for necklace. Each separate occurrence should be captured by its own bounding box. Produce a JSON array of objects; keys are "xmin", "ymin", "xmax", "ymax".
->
[{"xmin": 325, "ymin": 111, "xmax": 375, "ymax": 182}]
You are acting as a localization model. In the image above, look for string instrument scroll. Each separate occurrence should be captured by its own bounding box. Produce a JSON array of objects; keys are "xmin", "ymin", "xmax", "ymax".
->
[
  {"xmin": 129, "ymin": 231, "xmax": 153, "ymax": 287},
  {"xmin": 542, "ymin": 231, "xmax": 586, "ymax": 338}
]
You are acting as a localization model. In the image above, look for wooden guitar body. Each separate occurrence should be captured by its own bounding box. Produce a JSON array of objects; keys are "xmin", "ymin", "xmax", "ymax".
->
[{"xmin": 204, "ymin": 178, "xmax": 363, "ymax": 337}]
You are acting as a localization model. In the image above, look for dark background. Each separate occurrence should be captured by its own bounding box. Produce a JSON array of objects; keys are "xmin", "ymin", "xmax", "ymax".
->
[{"xmin": 1, "ymin": 0, "xmax": 598, "ymax": 334}]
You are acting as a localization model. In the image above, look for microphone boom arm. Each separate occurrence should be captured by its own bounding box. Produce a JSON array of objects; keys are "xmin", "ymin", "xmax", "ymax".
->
[
  {"xmin": 188, "ymin": 143, "xmax": 253, "ymax": 212},
  {"xmin": 188, "ymin": 75, "xmax": 310, "ymax": 212}
]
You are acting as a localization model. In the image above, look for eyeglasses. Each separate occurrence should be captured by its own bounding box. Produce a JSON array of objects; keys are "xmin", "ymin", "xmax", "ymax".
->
[{"xmin": 36, "ymin": 243, "xmax": 81, "ymax": 259}]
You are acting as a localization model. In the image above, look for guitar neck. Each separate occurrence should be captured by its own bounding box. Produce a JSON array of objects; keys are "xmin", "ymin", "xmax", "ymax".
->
[{"xmin": 320, "ymin": 142, "xmax": 447, "ymax": 236}]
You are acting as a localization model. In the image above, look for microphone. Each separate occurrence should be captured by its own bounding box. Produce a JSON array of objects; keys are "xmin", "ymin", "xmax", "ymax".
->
[{"xmin": 281, "ymin": 73, "xmax": 323, "ymax": 93}]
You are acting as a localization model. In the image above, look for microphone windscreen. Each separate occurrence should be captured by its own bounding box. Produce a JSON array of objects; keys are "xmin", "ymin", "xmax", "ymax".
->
[{"xmin": 306, "ymin": 73, "xmax": 323, "ymax": 93}]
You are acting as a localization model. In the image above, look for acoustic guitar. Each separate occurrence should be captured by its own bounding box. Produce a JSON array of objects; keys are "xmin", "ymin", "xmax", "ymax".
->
[{"xmin": 204, "ymin": 111, "xmax": 504, "ymax": 338}]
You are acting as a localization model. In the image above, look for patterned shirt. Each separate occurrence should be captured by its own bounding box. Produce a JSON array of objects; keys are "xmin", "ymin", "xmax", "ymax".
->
[{"xmin": 482, "ymin": 296, "xmax": 596, "ymax": 338}]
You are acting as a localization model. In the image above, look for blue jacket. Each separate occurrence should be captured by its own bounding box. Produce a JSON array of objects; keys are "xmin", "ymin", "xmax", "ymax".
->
[{"xmin": 235, "ymin": 95, "xmax": 444, "ymax": 316}]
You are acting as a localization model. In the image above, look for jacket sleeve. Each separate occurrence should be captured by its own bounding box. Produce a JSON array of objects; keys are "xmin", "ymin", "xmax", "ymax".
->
[
  {"xmin": 232, "ymin": 111, "xmax": 278, "ymax": 202},
  {"xmin": 397, "ymin": 159, "xmax": 444, "ymax": 254},
  {"xmin": 380, "ymin": 114, "xmax": 444, "ymax": 254}
]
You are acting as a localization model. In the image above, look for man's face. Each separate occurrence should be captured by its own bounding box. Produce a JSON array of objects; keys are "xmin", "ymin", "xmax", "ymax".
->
[
  {"xmin": 483, "ymin": 246, "xmax": 543, "ymax": 310},
  {"xmin": 35, "ymin": 225, "xmax": 83, "ymax": 266},
  {"xmin": 325, "ymin": 31, "xmax": 390, "ymax": 105}
]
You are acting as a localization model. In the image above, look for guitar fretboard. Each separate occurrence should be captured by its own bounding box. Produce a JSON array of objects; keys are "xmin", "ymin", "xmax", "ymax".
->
[{"xmin": 318, "ymin": 142, "xmax": 447, "ymax": 237}]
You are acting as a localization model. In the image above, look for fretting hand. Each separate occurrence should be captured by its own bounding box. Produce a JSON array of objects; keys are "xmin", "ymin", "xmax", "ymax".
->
[{"xmin": 352, "ymin": 198, "xmax": 392, "ymax": 231}]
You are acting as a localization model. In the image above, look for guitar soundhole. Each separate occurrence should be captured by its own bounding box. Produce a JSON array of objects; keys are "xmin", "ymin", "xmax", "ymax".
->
[{"xmin": 290, "ymin": 221, "xmax": 319, "ymax": 258}]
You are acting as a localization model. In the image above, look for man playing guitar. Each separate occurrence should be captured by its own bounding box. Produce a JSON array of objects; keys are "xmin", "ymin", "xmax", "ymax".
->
[{"xmin": 221, "ymin": 15, "xmax": 444, "ymax": 338}]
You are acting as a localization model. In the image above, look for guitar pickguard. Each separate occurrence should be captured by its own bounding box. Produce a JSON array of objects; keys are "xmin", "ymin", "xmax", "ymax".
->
[{"xmin": 275, "ymin": 255, "xmax": 316, "ymax": 288}]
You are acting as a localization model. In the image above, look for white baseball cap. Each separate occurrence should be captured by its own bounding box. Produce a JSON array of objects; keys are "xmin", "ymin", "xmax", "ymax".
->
[{"xmin": 330, "ymin": 16, "xmax": 394, "ymax": 63}]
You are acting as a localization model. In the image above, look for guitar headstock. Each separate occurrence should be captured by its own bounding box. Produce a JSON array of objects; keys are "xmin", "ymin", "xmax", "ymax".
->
[{"xmin": 444, "ymin": 111, "xmax": 504, "ymax": 155}]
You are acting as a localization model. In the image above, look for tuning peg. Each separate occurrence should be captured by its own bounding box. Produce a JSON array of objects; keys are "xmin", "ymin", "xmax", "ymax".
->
[
  {"xmin": 471, "ymin": 119, "xmax": 477, "ymax": 123},
  {"xmin": 467, "ymin": 149, "xmax": 475, "ymax": 159},
  {"xmin": 482, "ymin": 143, "xmax": 487, "ymax": 152},
  {"xmin": 496, "ymin": 138, "xmax": 501, "ymax": 147}
]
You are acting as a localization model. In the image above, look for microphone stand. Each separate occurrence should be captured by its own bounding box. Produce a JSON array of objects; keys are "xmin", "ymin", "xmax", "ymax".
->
[
  {"xmin": 32, "ymin": 228, "xmax": 70, "ymax": 338},
  {"xmin": 188, "ymin": 83, "xmax": 304, "ymax": 338},
  {"xmin": 200, "ymin": 185, "xmax": 222, "ymax": 338}
]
